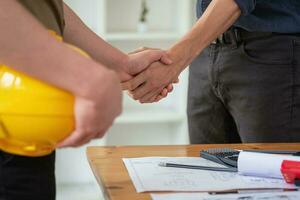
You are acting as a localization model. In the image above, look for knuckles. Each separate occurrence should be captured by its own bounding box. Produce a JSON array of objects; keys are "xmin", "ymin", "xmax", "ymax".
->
[{"xmin": 132, "ymin": 93, "xmax": 141, "ymax": 101}]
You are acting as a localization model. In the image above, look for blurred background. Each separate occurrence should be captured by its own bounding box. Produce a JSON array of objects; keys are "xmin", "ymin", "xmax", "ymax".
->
[{"xmin": 56, "ymin": 0, "xmax": 197, "ymax": 199}]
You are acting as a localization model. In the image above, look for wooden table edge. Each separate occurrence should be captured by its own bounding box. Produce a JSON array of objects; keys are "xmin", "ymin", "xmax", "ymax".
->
[{"xmin": 86, "ymin": 143, "xmax": 300, "ymax": 200}]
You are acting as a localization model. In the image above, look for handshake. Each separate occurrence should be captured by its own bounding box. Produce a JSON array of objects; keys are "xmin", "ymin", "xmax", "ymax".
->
[
  {"xmin": 121, "ymin": 47, "xmax": 181, "ymax": 103},
  {"xmin": 58, "ymin": 47, "xmax": 183, "ymax": 148}
]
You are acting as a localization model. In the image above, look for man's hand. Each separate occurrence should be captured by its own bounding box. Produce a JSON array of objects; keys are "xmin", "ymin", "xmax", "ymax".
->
[
  {"xmin": 120, "ymin": 48, "xmax": 177, "ymax": 102},
  {"xmin": 57, "ymin": 70, "xmax": 122, "ymax": 147},
  {"xmin": 119, "ymin": 48, "xmax": 172, "ymax": 81},
  {"xmin": 122, "ymin": 60, "xmax": 181, "ymax": 104}
]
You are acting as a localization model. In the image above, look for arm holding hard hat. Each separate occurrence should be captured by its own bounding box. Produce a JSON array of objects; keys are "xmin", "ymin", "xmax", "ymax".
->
[{"xmin": 0, "ymin": 0, "xmax": 121, "ymax": 148}]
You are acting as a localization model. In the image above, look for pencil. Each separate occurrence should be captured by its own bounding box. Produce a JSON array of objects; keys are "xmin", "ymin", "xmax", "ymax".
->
[{"xmin": 158, "ymin": 162, "xmax": 238, "ymax": 172}]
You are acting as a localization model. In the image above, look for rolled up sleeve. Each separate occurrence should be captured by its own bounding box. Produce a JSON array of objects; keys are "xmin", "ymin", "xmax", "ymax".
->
[{"xmin": 234, "ymin": 0, "xmax": 256, "ymax": 16}]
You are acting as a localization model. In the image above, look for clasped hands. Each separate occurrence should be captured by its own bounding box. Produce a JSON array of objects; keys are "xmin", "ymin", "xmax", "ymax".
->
[
  {"xmin": 122, "ymin": 47, "xmax": 181, "ymax": 103},
  {"xmin": 58, "ymin": 47, "xmax": 181, "ymax": 148}
]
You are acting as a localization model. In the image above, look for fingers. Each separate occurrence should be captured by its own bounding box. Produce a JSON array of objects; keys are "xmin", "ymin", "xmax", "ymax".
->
[
  {"xmin": 173, "ymin": 78, "xmax": 179, "ymax": 84},
  {"xmin": 139, "ymin": 87, "xmax": 165, "ymax": 103},
  {"xmin": 131, "ymin": 82, "xmax": 153, "ymax": 100},
  {"xmin": 57, "ymin": 125, "xmax": 110, "ymax": 148},
  {"xmin": 140, "ymin": 85, "xmax": 173, "ymax": 103},
  {"xmin": 127, "ymin": 83, "xmax": 174, "ymax": 104},
  {"xmin": 124, "ymin": 60, "xmax": 178, "ymax": 102},
  {"xmin": 143, "ymin": 49, "xmax": 172, "ymax": 66},
  {"xmin": 122, "ymin": 72, "xmax": 147, "ymax": 91},
  {"xmin": 154, "ymin": 95, "xmax": 164, "ymax": 102},
  {"xmin": 129, "ymin": 47, "xmax": 172, "ymax": 67},
  {"xmin": 126, "ymin": 90, "xmax": 134, "ymax": 98},
  {"xmin": 57, "ymin": 130, "xmax": 97, "ymax": 148},
  {"xmin": 129, "ymin": 46, "xmax": 159, "ymax": 54},
  {"xmin": 57, "ymin": 70, "xmax": 122, "ymax": 149},
  {"xmin": 127, "ymin": 84, "xmax": 172, "ymax": 104},
  {"xmin": 95, "ymin": 126, "xmax": 110, "ymax": 139},
  {"xmin": 160, "ymin": 52, "xmax": 173, "ymax": 65},
  {"xmin": 148, "ymin": 85, "xmax": 173, "ymax": 103},
  {"xmin": 150, "ymin": 88, "xmax": 170, "ymax": 103},
  {"xmin": 166, "ymin": 84, "xmax": 174, "ymax": 93},
  {"xmin": 161, "ymin": 88, "xmax": 169, "ymax": 97}
]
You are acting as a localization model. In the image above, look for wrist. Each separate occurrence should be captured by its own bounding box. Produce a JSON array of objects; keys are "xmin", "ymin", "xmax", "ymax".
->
[
  {"xmin": 112, "ymin": 54, "xmax": 131, "ymax": 81},
  {"xmin": 166, "ymin": 41, "xmax": 192, "ymax": 74},
  {"xmin": 167, "ymin": 36, "xmax": 206, "ymax": 74}
]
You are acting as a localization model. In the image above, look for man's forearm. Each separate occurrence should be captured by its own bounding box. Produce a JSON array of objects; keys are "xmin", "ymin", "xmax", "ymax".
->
[
  {"xmin": 168, "ymin": 0, "xmax": 241, "ymax": 72},
  {"xmin": 63, "ymin": 4, "xmax": 129, "ymax": 74},
  {"xmin": 0, "ymin": 0, "xmax": 110, "ymax": 100}
]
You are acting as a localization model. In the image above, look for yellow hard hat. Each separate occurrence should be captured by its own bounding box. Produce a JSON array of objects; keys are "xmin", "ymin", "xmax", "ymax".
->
[{"xmin": 0, "ymin": 33, "xmax": 90, "ymax": 157}]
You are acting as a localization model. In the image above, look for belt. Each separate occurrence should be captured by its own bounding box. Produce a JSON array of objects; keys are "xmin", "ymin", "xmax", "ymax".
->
[{"xmin": 212, "ymin": 28, "xmax": 300, "ymax": 45}]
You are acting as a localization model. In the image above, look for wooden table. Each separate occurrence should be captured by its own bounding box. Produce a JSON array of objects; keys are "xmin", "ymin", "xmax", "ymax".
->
[{"xmin": 87, "ymin": 143, "xmax": 300, "ymax": 200}]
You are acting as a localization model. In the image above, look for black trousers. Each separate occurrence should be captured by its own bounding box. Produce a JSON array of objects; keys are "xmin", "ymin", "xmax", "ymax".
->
[
  {"xmin": 0, "ymin": 151, "xmax": 56, "ymax": 200},
  {"xmin": 188, "ymin": 33, "xmax": 300, "ymax": 144}
]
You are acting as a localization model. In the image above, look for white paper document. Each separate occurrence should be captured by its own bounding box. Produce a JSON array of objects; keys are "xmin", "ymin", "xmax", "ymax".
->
[
  {"xmin": 151, "ymin": 192, "xmax": 208, "ymax": 200},
  {"xmin": 123, "ymin": 157, "xmax": 298, "ymax": 193},
  {"xmin": 238, "ymin": 152, "xmax": 300, "ymax": 179},
  {"xmin": 151, "ymin": 191, "xmax": 300, "ymax": 200}
]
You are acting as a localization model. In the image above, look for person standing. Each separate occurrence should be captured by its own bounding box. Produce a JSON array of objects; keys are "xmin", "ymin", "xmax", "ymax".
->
[
  {"xmin": 0, "ymin": 0, "xmax": 172, "ymax": 199},
  {"xmin": 123, "ymin": 0, "xmax": 300, "ymax": 144}
]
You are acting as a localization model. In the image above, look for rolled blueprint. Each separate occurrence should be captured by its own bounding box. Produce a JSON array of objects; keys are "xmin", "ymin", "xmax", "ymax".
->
[{"xmin": 238, "ymin": 151, "xmax": 300, "ymax": 179}]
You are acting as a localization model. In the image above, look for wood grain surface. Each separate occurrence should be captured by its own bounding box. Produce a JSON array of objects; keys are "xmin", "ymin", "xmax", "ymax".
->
[{"xmin": 87, "ymin": 143, "xmax": 300, "ymax": 200}]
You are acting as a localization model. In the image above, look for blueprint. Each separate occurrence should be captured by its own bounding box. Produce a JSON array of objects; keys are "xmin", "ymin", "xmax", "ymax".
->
[
  {"xmin": 123, "ymin": 157, "xmax": 298, "ymax": 193},
  {"xmin": 238, "ymin": 152, "xmax": 300, "ymax": 179}
]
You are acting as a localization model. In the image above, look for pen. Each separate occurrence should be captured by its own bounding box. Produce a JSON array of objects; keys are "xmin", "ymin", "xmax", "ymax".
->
[
  {"xmin": 158, "ymin": 162, "xmax": 238, "ymax": 172},
  {"xmin": 210, "ymin": 188, "xmax": 299, "ymax": 195}
]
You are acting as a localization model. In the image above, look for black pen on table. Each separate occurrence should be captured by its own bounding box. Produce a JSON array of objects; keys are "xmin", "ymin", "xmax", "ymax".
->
[{"xmin": 158, "ymin": 162, "xmax": 238, "ymax": 172}]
